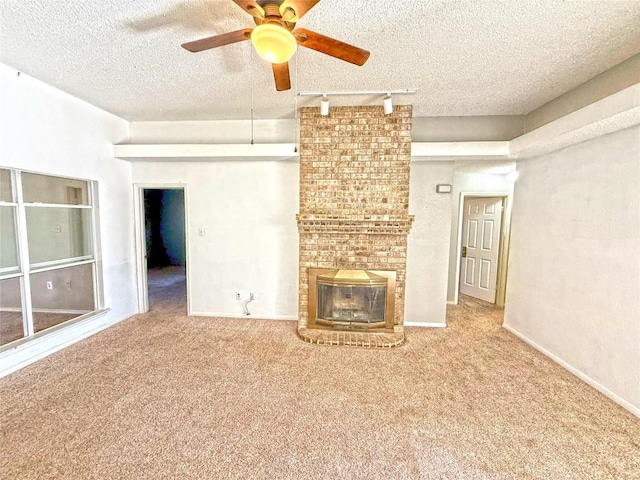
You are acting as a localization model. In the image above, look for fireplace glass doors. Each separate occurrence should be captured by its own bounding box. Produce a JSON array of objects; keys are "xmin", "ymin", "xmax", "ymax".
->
[{"xmin": 309, "ymin": 269, "xmax": 396, "ymax": 331}]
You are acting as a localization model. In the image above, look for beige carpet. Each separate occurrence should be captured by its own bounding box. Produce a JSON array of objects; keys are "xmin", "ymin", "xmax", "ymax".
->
[{"xmin": 1, "ymin": 272, "xmax": 638, "ymax": 479}]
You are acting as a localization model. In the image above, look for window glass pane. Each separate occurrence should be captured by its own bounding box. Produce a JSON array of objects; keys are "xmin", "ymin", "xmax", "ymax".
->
[
  {"xmin": 0, "ymin": 206, "xmax": 19, "ymax": 272},
  {"xmin": 0, "ymin": 276, "xmax": 25, "ymax": 346},
  {"xmin": 22, "ymin": 172, "xmax": 89, "ymax": 205},
  {"xmin": 31, "ymin": 264, "xmax": 95, "ymax": 334},
  {"xmin": 0, "ymin": 169, "xmax": 12, "ymax": 202},
  {"xmin": 26, "ymin": 207, "xmax": 93, "ymax": 267}
]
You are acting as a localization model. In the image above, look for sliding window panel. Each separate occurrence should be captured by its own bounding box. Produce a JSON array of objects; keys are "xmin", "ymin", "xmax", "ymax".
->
[
  {"xmin": 0, "ymin": 206, "xmax": 20, "ymax": 274},
  {"xmin": 22, "ymin": 172, "xmax": 89, "ymax": 205},
  {"xmin": 1, "ymin": 168, "xmax": 13, "ymax": 202},
  {"xmin": 25, "ymin": 207, "xmax": 93, "ymax": 267},
  {"xmin": 30, "ymin": 263, "xmax": 95, "ymax": 334},
  {"xmin": 0, "ymin": 277, "xmax": 25, "ymax": 346}
]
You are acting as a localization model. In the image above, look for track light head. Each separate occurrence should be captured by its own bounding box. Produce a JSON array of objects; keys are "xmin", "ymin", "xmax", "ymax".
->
[
  {"xmin": 320, "ymin": 95, "xmax": 330, "ymax": 116},
  {"xmin": 383, "ymin": 94, "xmax": 393, "ymax": 115}
]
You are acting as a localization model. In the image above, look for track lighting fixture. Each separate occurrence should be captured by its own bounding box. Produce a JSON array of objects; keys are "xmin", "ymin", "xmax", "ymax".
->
[{"xmin": 298, "ymin": 89, "xmax": 417, "ymax": 114}]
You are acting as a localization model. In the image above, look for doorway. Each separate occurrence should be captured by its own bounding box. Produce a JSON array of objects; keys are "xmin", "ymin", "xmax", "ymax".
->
[
  {"xmin": 454, "ymin": 193, "xmax": 511, "ymax": 306},
  {"xmin": 134, "ymin": 185, "xmax": 189, "ymax": 314}
]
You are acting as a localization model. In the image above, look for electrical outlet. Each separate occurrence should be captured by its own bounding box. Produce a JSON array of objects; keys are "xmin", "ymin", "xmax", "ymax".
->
[
  {"xmin": 46, "ymin": 281, "xmax": 53, "ymax": 290},
  {"xmin": 250, "ymin": 293, "xmax": 255, "ymax": 300},
  {"xmin": 236, "ymin": 292, "xmax": 241, "ymax": 300}
]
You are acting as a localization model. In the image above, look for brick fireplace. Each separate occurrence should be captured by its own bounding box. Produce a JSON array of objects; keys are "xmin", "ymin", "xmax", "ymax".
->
[{"xmin": 297, "ymin": 105, "xmax": 413, "ymax": 347}]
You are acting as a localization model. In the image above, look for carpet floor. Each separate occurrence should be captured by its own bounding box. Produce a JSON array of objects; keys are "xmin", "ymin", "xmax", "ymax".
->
[{"xmin": 1, "ymin": 271, "xmax": 638, "ymax": 479}]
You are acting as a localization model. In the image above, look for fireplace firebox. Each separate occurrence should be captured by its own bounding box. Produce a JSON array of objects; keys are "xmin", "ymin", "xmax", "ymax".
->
[{"xmin": 308, "ymin": 268, "xmax": 396, "ymax": 332}]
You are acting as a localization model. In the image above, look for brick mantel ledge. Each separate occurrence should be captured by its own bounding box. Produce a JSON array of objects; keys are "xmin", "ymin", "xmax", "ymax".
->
[{"xmin": 297, "ymin": 214, "xmax": 414, "ymax": 235}]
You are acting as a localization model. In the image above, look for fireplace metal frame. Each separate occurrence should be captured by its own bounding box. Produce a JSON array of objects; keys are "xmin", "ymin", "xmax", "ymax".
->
[{"xmin": 308, "ymin": 268, "xmax": 396, "ymax": 332}]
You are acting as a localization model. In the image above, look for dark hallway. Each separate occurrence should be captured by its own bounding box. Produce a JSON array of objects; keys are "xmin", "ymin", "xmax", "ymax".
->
[{"xmin": 144, "ymin": 189, "xmax": 187, "ymax": 311}]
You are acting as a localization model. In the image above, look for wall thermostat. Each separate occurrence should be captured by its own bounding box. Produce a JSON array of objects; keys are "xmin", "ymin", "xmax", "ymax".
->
[{"xmin": 436, "ymin": 184, "xmax": 452, "ymax": 193}]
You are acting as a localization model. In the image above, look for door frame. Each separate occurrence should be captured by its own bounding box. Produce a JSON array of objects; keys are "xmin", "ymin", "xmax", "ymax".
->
[
  {"xmin": 454, "ymin": 191, "xmax": 513, "ymax": 307},
  {"xmin": 133, "ymin": 183, "xmax": 191, "ymax": 314}
]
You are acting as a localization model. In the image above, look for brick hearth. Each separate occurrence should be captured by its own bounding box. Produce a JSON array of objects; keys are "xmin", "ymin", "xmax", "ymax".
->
[{"xmin": 297, "ymin": 105, "xmax": 413, "ymax": 347}]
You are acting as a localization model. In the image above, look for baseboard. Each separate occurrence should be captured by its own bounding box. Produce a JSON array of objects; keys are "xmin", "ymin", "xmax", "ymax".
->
[
  {"xmin": 446, "ymin": 301, "xmax": 457, "ymax": 305},
  {"xmin": 404, "ymin": 321, "xmax": 447, "ymax": 328},
  {"xmin": 503, "ymin": 324, "xmax": 640, "ymax": 418},
  {"xmin": 0, "ymin": 308, "xmax": 128, "ymax": 378},
  {"xmin": 189, "ymin": 311, "xmax": 298, "ymax": 321}
]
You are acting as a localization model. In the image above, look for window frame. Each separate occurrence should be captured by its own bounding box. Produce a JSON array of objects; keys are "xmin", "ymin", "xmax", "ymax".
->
[{"xmin": 0, "ymin": 167, "xmax": 103, "ymax": 348}]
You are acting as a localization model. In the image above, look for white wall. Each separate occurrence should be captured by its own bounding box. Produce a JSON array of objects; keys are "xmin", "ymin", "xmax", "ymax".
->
[
  {"xmin": 0, "ymin": 63, "xmax": 137, "ymax": 372},
  {"xmin": 129, "ymin": 120, "xmax": 296, "ymax": 144},
  {"xmin": 132, "ymin": 160, "xmax": 300, "ymax": 319},
  {"xmin": 133, "ymin": 159, "xmax": 455, "ymax": 325},
  {"xmin": 504, "ymin": 126, "xmax": 640, "ymax": 413},
  {"xmin": 525, "ymin": 53, "xmax": 640, "ymax": 132},
  {"xmin": 405, "ymin": 162, "xmax": 455, "ymax": 325},
  {"xmin": 131, "ymin": 116, "xmax": 524, "ymax": 144},
  {"xmin": 412, "ymin": 116, "xmax": 523, "ymax": 141},
  {"xmin": 447, "ymin": 172, "xmax": 515, "ymax": 302}
]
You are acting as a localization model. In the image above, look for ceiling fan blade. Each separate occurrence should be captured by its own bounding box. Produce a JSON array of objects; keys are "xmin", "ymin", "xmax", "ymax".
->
[
  {"xmin": 272, "ymin": 62, "xmax": 292, "ymax": 91},
  {"xmin": 232, "ymin": 0, "xmax": 265, "ymax": 19},
  {"xmin": 181, "ymin": 28, "xmax": 252, "ymax": 53},
  {"xmin": 279, "ymin": 0, "xmax": 320, "ymax": 22},
  {"xmin": 294, "ymin": 28, "xmax": 370, "ymax": 66}
]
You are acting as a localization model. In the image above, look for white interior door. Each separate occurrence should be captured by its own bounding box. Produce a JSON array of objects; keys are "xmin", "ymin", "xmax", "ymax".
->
[{"xmin": 459, "ymin": 197, "xmax": 503, "ymax": 303}]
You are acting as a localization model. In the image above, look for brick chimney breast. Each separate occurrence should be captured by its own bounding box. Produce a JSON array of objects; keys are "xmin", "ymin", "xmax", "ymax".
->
[{"xmin": 297, "ymin": 105, "xmax": 414, "ymax": 347}]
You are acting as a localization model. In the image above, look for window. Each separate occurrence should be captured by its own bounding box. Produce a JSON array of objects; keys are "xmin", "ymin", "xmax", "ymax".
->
[{"xmin": 0, "ymin": 168, "xmax": 102, "ymax": 347}]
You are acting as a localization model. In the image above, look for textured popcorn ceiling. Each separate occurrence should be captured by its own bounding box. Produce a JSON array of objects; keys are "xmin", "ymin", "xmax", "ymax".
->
[{"xmin": 1, "ymin": 0, "xmax": 639, "ymax": 121}]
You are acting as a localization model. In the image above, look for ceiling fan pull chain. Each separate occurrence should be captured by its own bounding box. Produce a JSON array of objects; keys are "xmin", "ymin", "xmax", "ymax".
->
[
  {"xmin": 250, "ymin": 43, "xmax": 255, "ymax": 145},
  {"xmin": 294, "ymin": 53, "xmax": 299, "ymax": 153}
]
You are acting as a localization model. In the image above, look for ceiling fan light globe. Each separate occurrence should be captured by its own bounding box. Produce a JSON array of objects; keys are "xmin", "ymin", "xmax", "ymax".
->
[{"xmin": 251, "ymin": 23, "xmax": 297, "ymax": 64}]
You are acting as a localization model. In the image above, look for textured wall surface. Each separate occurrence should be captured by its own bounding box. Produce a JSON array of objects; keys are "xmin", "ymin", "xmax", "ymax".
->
[
  {"xmin": 297, "ymin": 105, "xmax": 413, "ymax": 342},
  {"xmin": 132, "ymin": 160, "xmax": 300, "ymax": 318},
  {"xmin": 504, "ymin": 125, "xmax": 640, "ymax": 412},
  {"xmin": 406, "ymin": 162, "xmax": 454, "ymax": 325}
]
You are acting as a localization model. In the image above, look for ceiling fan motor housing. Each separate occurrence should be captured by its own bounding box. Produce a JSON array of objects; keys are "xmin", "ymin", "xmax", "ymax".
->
[{"xmin": 254, "ymin": 3, "xmax": 296, "ymax": 30}]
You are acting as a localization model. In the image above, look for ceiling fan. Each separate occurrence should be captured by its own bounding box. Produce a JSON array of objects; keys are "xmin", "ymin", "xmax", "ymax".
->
[{"xmin": 181, "ymin": 0, "xmax": 370, "ymax": 91}]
